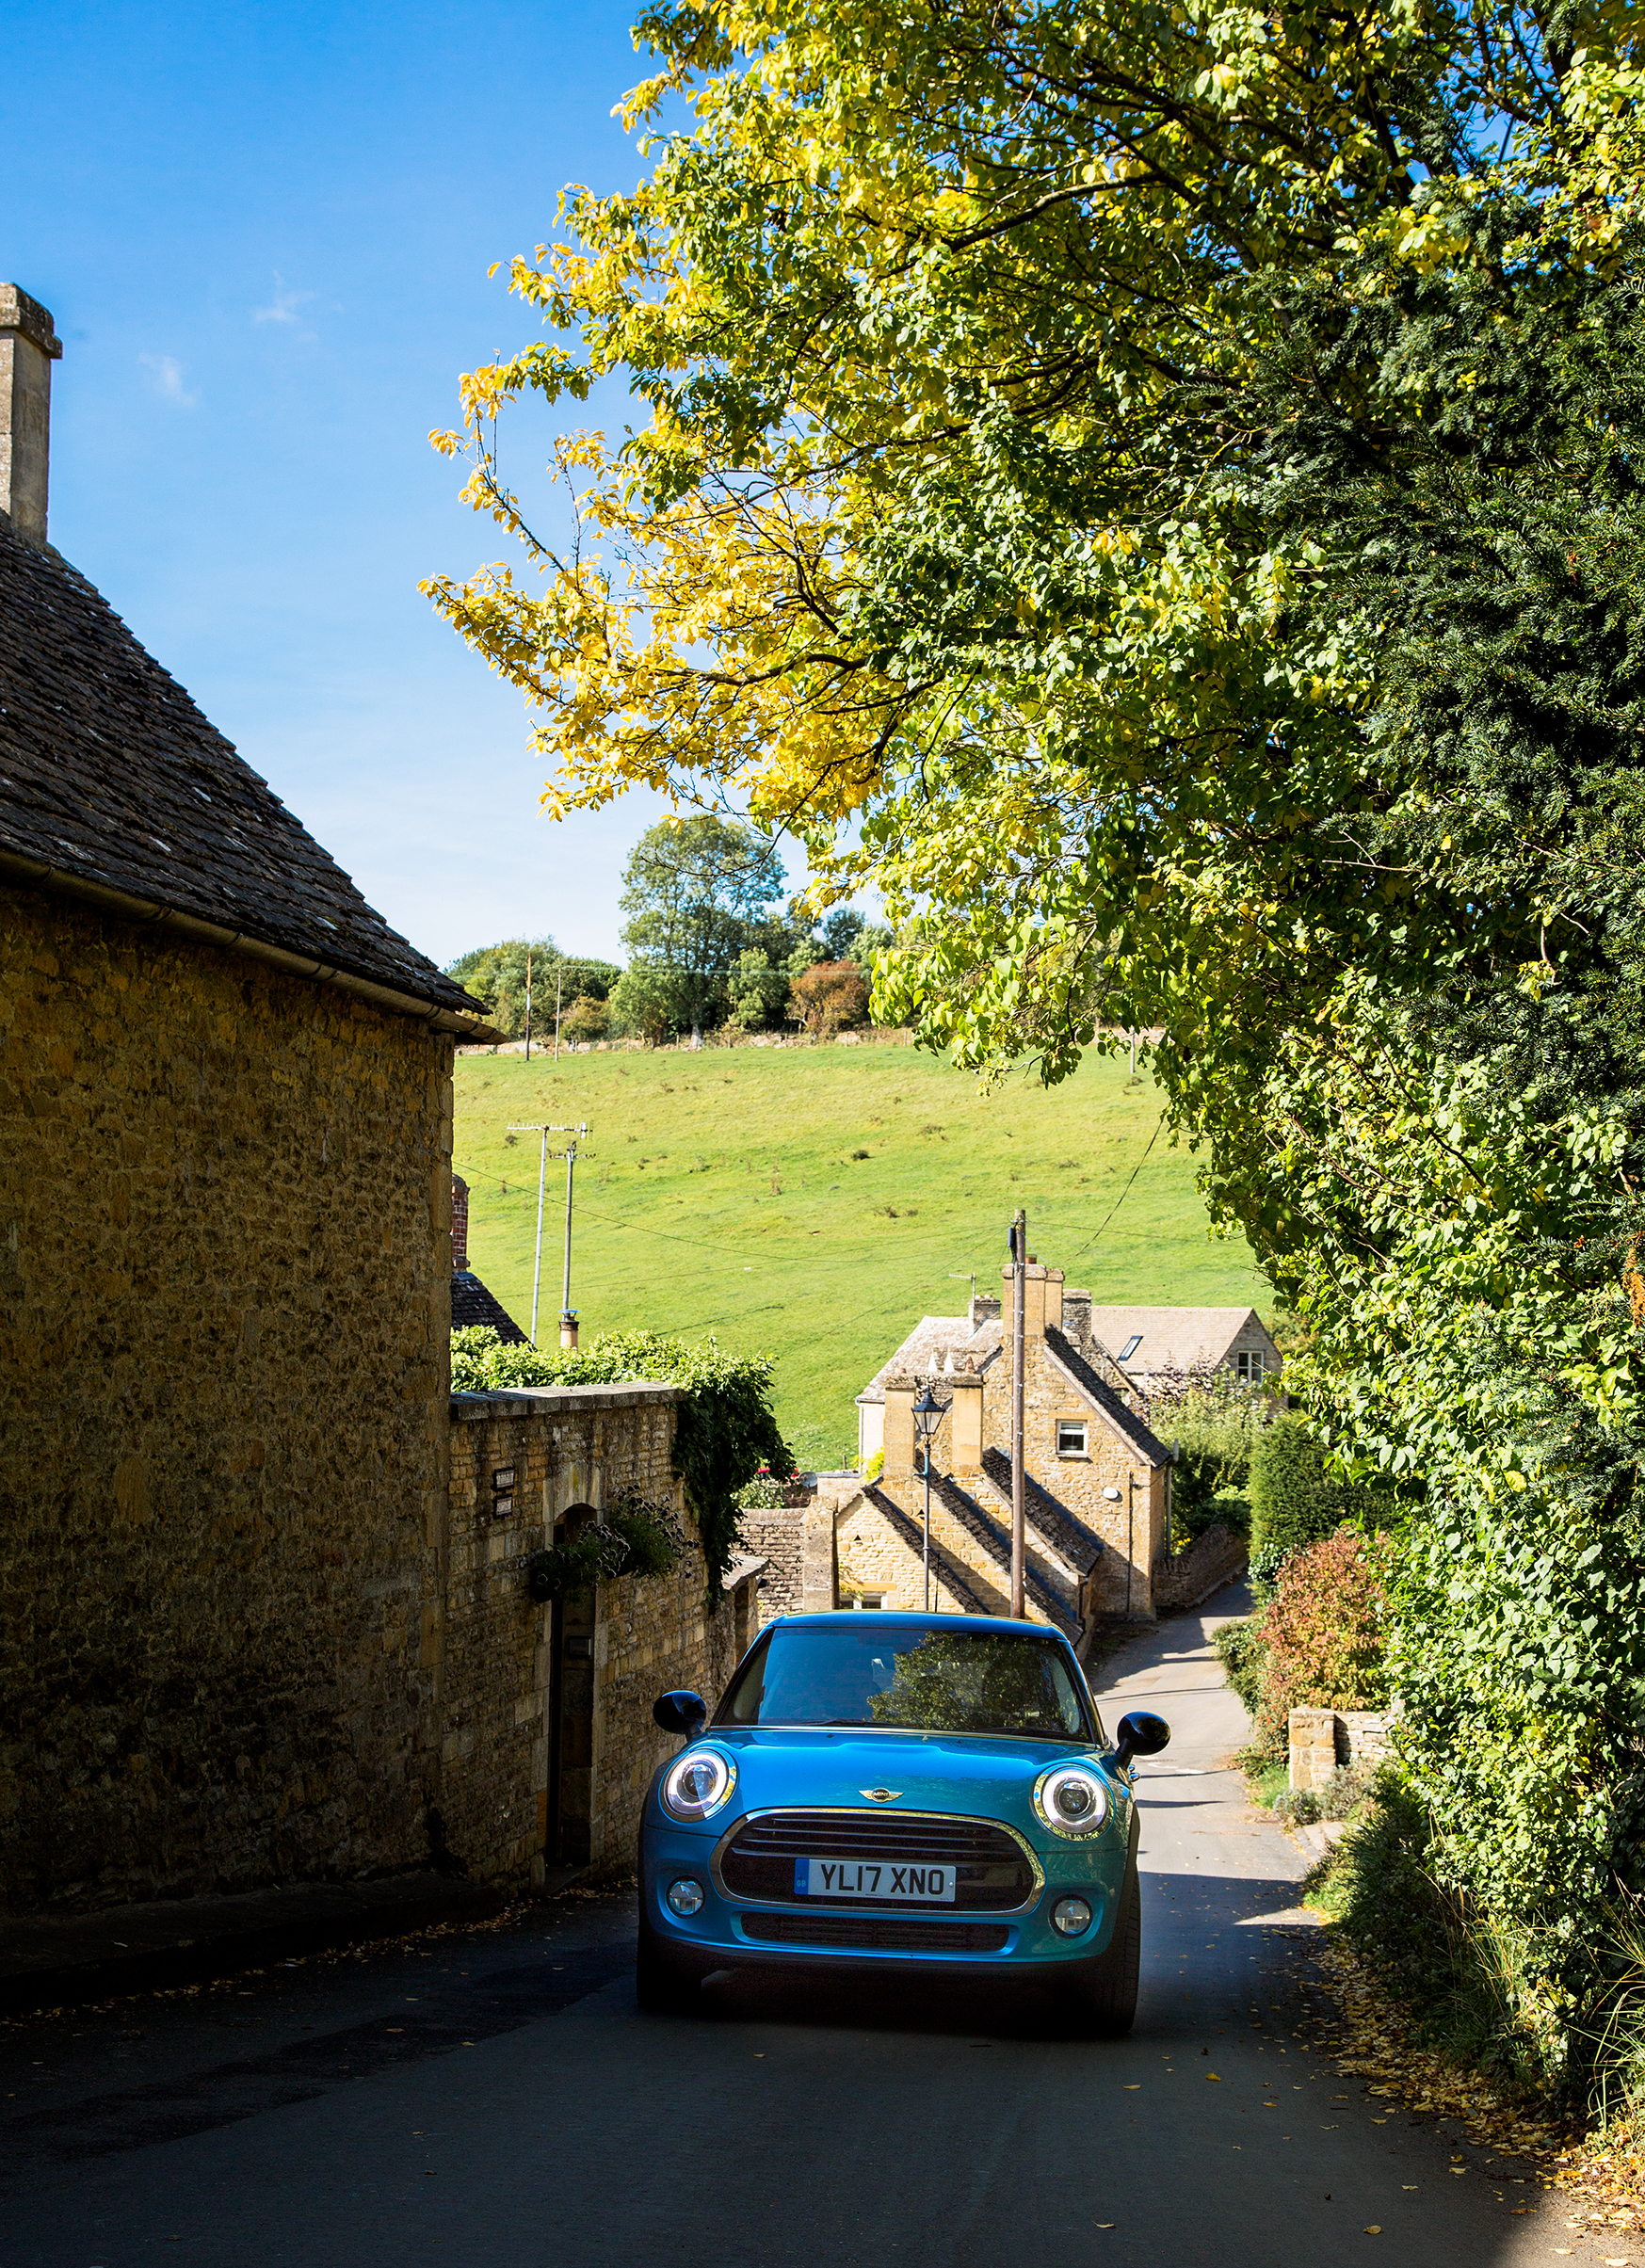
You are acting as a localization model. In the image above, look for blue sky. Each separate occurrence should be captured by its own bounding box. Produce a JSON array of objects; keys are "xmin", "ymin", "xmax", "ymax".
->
[{"xmin": 9, "ymin": 0, "xmax": 804, "ymax": 970}]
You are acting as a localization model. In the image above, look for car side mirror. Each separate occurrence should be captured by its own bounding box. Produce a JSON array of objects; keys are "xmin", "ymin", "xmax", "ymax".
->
[
  {"xmin": 1114, "ymin": 1711, "xmax": 1170, "ymax": 1770},
  {"xmin": 653, "ymin": 1689, "xmax": 708, "ymax": 1737}
]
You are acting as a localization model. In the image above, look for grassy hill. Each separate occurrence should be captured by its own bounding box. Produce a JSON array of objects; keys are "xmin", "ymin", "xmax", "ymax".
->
[{"xmin": 452, "ymin": 1042, "xmax": 1268, "ymax": 1469}]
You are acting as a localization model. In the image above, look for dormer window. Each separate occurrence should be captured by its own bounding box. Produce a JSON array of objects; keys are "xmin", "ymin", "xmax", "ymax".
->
[
  {"xmin": 1119, "ymin": 1334, "xmax": 1143, "ymax": 1362},
  {"xmin": 1056, "ymin": 1421, "xmax": 1089, "ymax": 1457}
]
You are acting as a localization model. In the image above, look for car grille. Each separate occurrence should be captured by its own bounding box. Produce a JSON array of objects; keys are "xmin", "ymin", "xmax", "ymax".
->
[
  {"xmin": 741, "ymin": 1911, "xmax": 1011, "ymax": 1954},
  {"xmin": 719, "ymin": 1810, "xmax": 1035, "ymax": 1911}
]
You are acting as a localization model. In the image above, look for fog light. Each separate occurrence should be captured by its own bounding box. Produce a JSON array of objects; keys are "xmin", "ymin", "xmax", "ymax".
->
[
  {"xmin": 1052, "ymin": 1895, "xmax": 1093, "ymax": 1938},
  {"xmin": 666, "ymin": 1877, "xmax": 704, "ymax": 1918}
]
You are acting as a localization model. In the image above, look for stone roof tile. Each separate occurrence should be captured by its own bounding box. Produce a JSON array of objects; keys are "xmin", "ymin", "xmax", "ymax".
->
[{"xmin": 0, "ymin": 515, "xmax": 488, "ymax": 1027}]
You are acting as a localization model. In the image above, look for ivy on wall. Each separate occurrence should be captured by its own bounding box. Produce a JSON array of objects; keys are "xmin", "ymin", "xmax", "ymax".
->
[{"xmin": 452, "ymin": 1326, "xmax": 792, "ymax": 1600}]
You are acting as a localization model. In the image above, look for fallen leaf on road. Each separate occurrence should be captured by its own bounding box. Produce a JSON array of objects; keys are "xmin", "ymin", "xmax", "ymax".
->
[
  {"xmin": 1123, "ymin": 2085, "xmax": 1140, "ymax": 2090},
  {"xmin": 1095, "ymin": 2224, "xmax": 1115, "ymax": 2230},
  {"xmin": 1207, "ymin": 2072, "xmax": 1222, "ymax": 2081},
  {"xmin": 1365, "ymin": 2226, "xmax": 1381, "ymax": 2234}
]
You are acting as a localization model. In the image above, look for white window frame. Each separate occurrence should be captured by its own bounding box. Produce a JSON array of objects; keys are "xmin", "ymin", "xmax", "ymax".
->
[
  {"xmin": 1056, "ymin": 1420, "xmax": 1089, "ymax": 1458},
  {"xmin": 1235, "ymin": 1349, "xmax": 1266, "ymax": 1384},
  {"xmin": 840, "ymin": 1591, "xmax": 885, "ymax": 1610}
]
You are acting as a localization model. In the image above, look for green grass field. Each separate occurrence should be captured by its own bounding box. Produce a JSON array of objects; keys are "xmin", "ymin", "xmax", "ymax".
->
[{"xmin": 453, "ymin": 1043, "xmax": 1268, "ymax": 1469}]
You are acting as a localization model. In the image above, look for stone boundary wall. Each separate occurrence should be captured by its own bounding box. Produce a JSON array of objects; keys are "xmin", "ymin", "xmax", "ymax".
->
[
  {"xmin": 1288, "ymin": 1706, "xmax": 1397, "ymax": 1793},
  {"xmin": 1154, "ymin": 1525, "xmax": 1250, "ymax": 1616},
  {"xmin": 442, "ymin": 1385, "xmax": 761, "ymax": 1890},
  {"xmin": 457, "ymin": 1029, "xmax": 913, "ymax": 1059}
]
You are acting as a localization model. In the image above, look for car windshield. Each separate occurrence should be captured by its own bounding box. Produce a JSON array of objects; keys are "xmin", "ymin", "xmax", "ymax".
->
[{"xmin": 717, "ymin": 1625, "xmax": 1097, "ymax": 1742}]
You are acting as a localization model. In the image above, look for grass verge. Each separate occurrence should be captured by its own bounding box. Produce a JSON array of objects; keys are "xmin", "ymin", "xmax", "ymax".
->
[{"xmin": 1296, "ymin": 1808, "xmax": 1645, "ymax": 2232}]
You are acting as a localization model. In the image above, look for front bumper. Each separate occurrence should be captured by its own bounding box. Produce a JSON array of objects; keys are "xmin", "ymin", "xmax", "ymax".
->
[{"xmin": 642, "ymin": 1814, "xmax": 1124, "ymax": 1975}]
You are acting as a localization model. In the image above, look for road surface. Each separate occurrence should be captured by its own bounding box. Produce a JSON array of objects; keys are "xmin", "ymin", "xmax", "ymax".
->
[{"xmin": 0, "ymin": 1591, "xmax": 1603, "ymax": 2267}]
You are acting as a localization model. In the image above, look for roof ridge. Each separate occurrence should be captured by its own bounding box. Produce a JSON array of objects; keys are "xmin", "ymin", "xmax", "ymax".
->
[
  {"xmin": 1042, "ymin": 1325, "xmax": 1170, "ymax": 1465},
  {"xmin": 862, "ymin": 1485, "xmax": 992, "ymax": 1615},
  {"xmin": 976, "ymin": 1448, "xmax": 1104, "ymax": 1578},
  {"xmin": 0, "ymin": 518, "xmax": 488, "ymax": 1026},
  {"xmin": 924, "ymin": 1473, "xmax": 1079, "ymax": 1637}
]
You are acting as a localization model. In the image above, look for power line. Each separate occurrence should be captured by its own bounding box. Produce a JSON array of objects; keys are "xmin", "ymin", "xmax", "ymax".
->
[{"xmin": 1061, "ymin": 1114, "xmax": 1165, "ymax": 1268}]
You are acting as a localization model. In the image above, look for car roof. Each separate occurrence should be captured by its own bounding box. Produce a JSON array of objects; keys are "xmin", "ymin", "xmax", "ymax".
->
[{"xmin": 771, "ymin": 1612, "xmax": 1071, "ymax": 1639}]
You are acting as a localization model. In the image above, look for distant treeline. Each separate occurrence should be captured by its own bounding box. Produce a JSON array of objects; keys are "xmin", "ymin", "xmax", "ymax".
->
[{"xmin": 446, "ymin": 817, "xmax": 892, "ymax": 1044}]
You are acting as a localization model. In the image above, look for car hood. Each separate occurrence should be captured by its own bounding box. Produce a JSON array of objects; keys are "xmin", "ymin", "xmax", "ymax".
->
[{"xmin": 702, "ymin": 1726, "xmax": 1118, "ymax": 1835}]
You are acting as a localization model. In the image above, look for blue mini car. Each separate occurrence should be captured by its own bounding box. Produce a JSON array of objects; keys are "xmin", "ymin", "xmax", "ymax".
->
[{"xmin": 638, "ymin": 1610, "xmax": 1169, "ymax": 2032}]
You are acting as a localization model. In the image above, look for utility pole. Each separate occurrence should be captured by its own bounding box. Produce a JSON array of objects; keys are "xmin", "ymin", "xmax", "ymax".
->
[
  {"xmin": 1010, "ymin": 1208, "xmax": 1026, "ymax": 1618},
  {"xmin": 559, "ymin": 1137, "xmax": 578, "ymax": 1344},
  {"xmin": 508, "ymin": 1121, "xmax": 590, "ymax": 1343},
  {"xmin": 524, "ymin": 946, "xmax": 532, "ymax": 1063},
  {"xmin": 554, "ymin": 965, "xmax": 563, "ymax": 1063}
]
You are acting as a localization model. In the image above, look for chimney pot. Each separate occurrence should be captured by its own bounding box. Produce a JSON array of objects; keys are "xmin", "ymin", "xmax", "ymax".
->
[{"xmin": 0, "ymin": 284, "xmax": 61, "ymax": 549}]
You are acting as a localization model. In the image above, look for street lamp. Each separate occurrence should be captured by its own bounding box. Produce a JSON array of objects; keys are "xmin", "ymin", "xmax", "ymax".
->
[{"xmin": 912, "ymin": 1385, "xmax": 943, "ymax": 1612}]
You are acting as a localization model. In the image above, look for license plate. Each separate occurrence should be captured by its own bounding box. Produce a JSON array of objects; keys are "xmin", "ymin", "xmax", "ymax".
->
[{"xmin": 793, "ymin": 1858, "xmax": 956, "ymax": 1903}]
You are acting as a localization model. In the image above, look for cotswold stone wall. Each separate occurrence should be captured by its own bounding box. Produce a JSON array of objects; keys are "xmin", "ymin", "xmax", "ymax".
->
[
  {"xmin": 1155, "ymin": 1524, "xmax": 1248, "ymax": 1616},
  {"xmin": 0, "ymin": 884, "xmax": 453, "ymax": 1915},
  {"xmin": 443, "ymin": 1386, "xmax": 762, "ymax": 1889}
]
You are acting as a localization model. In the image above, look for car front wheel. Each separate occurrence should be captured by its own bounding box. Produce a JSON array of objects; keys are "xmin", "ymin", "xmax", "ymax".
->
[
  {"xmin": 636, "ymin": 1914, "xmax": 702, "ymax": 2015},
  {"xmin": 1065, "ymin": 1816, "xmax": 1141, "ymax": 2036}
]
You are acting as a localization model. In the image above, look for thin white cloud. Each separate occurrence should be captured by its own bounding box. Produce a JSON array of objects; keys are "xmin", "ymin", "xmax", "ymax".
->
[
  {"xmin": 252, "ymin": 273, "xmax": 314, "ymax": 327},
  {"xmin": 140, "ymin": 353, "xmax": 199, "ymax": 409}
]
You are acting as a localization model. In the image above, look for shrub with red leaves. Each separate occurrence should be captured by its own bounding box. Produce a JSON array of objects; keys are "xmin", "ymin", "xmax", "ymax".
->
[
  {"xmin": 790, "ymin": 959, "xmax": 869, "ymax": 1036},
  {"xmin": 1252, "ymin": 1526, "xmax": 1391, "ymax": 1751}
]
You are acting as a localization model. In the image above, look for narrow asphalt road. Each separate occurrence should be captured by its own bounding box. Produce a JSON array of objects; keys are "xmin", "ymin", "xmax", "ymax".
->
[{"xmin": 0, "ymin": 1592, "xmax": 1610, "ymax": 2268}]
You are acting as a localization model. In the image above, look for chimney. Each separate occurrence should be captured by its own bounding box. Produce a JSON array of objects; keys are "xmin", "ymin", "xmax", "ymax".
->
[
  {"xmin": 0, "ymin": 285, "xmax": 62, "ymax": 548},
  {"xmin": 969, "ymin": 1294, "xmax": 1001, "ymax": 1327},
  {"xmin": 1063, "ymin": 1288, "xmax": 1092, "ymax": 1353},
  {"xmin": 451, "ymin": 1175, "xmax": 470, "ymax": 1272},
  {"xmin": 882, "ymin": 1378, "xmax": 916, "ymax": 1475},
  {"xmin": 949, "ymin": 1365, "xmax": 983, "ymax": 1473},
  {"xmin": 1003, "ymin": 1259, "xmax": 1052, "ymax": 1340}
]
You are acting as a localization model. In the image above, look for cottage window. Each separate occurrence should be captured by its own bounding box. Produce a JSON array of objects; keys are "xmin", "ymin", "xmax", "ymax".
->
[
  {"xmin": 840, "ymin": 1592, "xmax": 885, "ymax": 1610},
  {"xmin": 1236, "ymin": 1350, "xmax": 1266, "ymax": 1384},
  {"xmin": 1056, "ymin": 1421, "xmax": 1089, "ymax": 1457}
]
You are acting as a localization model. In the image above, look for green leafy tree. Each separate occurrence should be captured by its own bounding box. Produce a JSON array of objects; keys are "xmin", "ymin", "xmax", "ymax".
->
[
  {"xmin": 446, "ymin": 939, "xmax": 621, "ymax": 1040},
  {"xmin": 1248, "ymin": 1418, "xmax": 1364, "ymax": 1590},
  {"xmin": 425, "ymin": 0, "xmax": 1645, "ymax": 2060},
  {"xmin": 618, "ymin": 815, "xmax": 785, "ymax": 1042}
]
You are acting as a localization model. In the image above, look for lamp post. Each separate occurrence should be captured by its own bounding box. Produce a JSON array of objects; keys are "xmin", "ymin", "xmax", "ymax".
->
[{"xmin": 912, "ymin": 1385, "xmax": 942, "ymax": 1612}]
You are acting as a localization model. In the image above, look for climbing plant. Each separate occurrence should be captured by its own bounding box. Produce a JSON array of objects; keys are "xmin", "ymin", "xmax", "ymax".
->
[{"xmin": 451, "ymin": 1326, "xmax": 791, "ymax": 1599}]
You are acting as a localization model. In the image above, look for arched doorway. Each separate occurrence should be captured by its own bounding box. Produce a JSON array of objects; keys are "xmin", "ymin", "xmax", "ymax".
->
[{"xmin": 546, "ymin": 1503, "xmax": 600, "ymax": 1869}]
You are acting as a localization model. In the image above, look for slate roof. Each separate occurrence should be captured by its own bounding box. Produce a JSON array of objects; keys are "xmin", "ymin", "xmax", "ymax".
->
[
  {"xmin": 927, "ymin": 1473, "xmax": 1079, "ymax": 1636},
  {"xmin": 977, "ymin": 1447, "xmax": 1105, "ymax": 1579},
  {"xmin": 450, "ymin": 1271, "xmax": 528, "ymax": 1345},
  {"xmin": 855, "ymin": 1313, "xmax": 1003, "ymax": 1407},
  {"xmin": 861, "ymin": 1486, "xmax": 992, "ymax": 1617},
  {"xmin": 1085, "ymin": 1306, "xmax": 1278, "ymax": 1379},
  {"xmin": 0, "ymin": 513, "xmax": 492, "ymax": 1032},
  {"xmin": 1043, "ymin": 1326, "xmax": 1171, "ymax": 1466}
]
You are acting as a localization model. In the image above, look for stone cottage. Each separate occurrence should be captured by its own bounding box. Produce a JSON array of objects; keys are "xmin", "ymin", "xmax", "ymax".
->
[
  {"xmin": 0, "ymin": 283, "xmax": 509, "ymax": 1914},
  {"xmin": 807, "ymin": 1262, "xmax": 1189, "ymax": 1651},
  {"xmin": 0, "ymin": 284, "xmax": 770, "ymax": 1915}
]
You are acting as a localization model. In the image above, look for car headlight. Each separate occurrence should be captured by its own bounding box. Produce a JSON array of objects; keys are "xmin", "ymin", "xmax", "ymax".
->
[
  {"xmin": 661, "ymin": 1746, "xmax": 738, "ymax": 1822},
  {"xmin": 1032, "ymin": 1762, "xmax": 1110, "ymax": 1840}
]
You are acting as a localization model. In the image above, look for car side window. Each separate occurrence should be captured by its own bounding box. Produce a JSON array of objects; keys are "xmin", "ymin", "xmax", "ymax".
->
[{"xmin": 720, "ymin": 1633, "xmax": 771, "ymax": 1724}]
